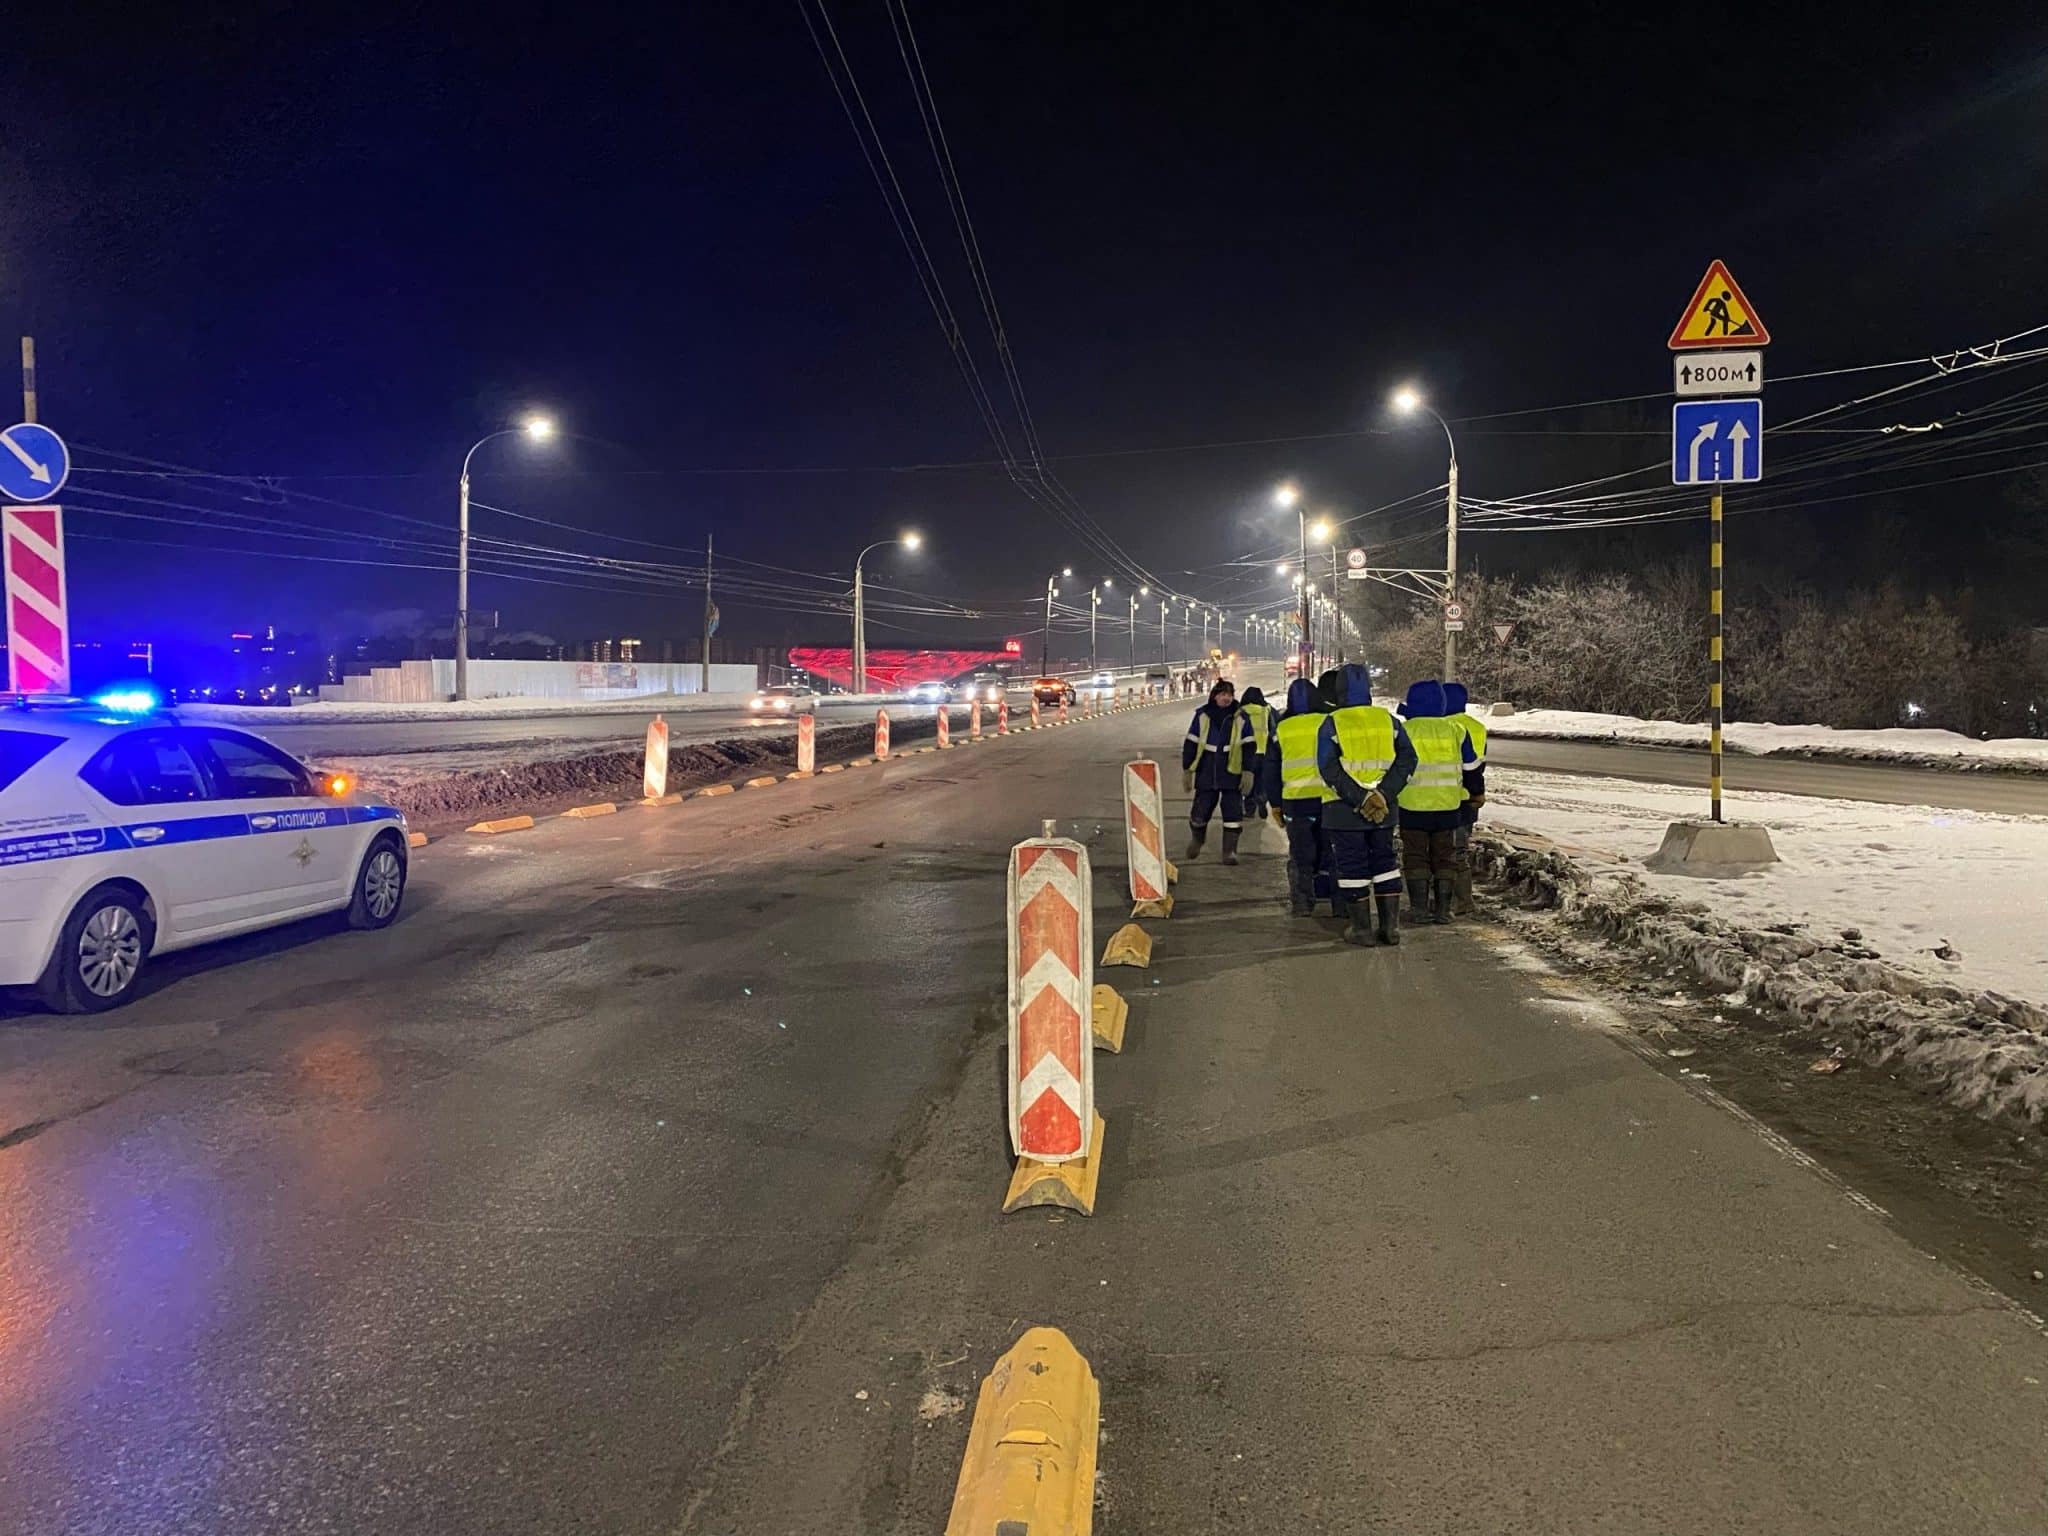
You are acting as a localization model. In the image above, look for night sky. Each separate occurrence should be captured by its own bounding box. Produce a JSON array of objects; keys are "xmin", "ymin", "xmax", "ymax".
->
[{"xmin": 7, "ymin": 4, "xmax": 2047, "ymax": 653}]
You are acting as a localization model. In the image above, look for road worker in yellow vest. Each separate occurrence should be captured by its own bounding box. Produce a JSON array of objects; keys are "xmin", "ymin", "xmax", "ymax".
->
[
  {"xmin": 1238, "ymin": 685, "xmax": 1274, "ymax": 821},
  {"xmin": 1314, "ymin": 663, "xmax": 1416, "ymax": 945},
  {"xmin": 1260, "ymin": 675, "xmax": 1335, "ymax": 916},
  {"xmin": 1180, "ymin": 678, "xmax": 1258, "ymax": 864},
  {"xmin": 1441, "ymin": 681, "xmax": 1488, "ymax": 913},
  {"xmin": 1395, "ymin": 679, "xmax": 1482, "ymax": 923}
]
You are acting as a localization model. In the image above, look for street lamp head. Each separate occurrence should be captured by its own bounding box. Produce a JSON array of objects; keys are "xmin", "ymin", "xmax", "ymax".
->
[
  {"xmin": 1101, "ymin": 577, "xmax": 1112, "ymax": 589},
  {"xmin": 901, "ymin": 530, "xmax": 922, "ymax": 550},
  {"xmin": 1272, "ymin": 481, "xmax": 1300, "ymax": 510},
  {"xmin": 1138, "ymin": 585, "xmax": 1149, "ymax": 596},
  {"xmin": 1276, "ymin": 562, "xmax": 1291, "ymax": 576},
  {"xmin": 1309, "ymin": 518, "xmax": 1333, "ymax": 543},
  {"xmin": 1061, "ymin": 566, "xmax": 1073, "ymax": 577},
  {"xmin": 522, "ymin": 413, "xmax": 557, "ymax": 442},
  {"xmin": 1390, "ymin": 386, "xmax": 1422, "ymax": 416}
]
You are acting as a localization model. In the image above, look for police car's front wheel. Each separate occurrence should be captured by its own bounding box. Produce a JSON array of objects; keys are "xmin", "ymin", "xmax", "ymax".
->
[
  {"xmin": 348, "ymin": 835, "xmax": 407, "ymax": 930},
  {"xmin": 39, "ymin": 886, "xmax": 154, "ymax": 1014}
]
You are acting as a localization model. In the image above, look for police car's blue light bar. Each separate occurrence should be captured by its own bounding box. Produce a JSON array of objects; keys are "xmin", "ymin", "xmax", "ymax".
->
[{"xmin": 91, "ymin": 688, "xmax": 163, "ymax": 716}]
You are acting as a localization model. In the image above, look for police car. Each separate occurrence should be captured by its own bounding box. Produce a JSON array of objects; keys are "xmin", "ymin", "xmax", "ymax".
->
[{"xmin": 0, "ymin": 696, "xmax": 410, "ymax": 1013}]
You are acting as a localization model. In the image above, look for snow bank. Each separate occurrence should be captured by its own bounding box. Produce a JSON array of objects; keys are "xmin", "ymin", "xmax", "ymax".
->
[
  {"xmin": 1484, "ymin": 705, "xmax": 2048, "ymax": 773},
  {"xmin": 181, "ymin": 692, "xmax": 757, "ymax": 726},
  {"xmin": 1476, "ymin": 773, "xmax": 2048, "ymax": 1125}
]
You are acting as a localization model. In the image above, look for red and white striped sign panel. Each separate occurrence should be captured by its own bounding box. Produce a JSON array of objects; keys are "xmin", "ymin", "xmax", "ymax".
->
[
  {"xmin": 935, "ymin": 706, "xmax": 950, "ymax": 748},
  {"xmin": 997, "ymin": 700, "xmax": 1010, "ymax": 735},
  {"xmin": 4, "ymin": 506, "xmax": 68, "ymax": 694},
  {"xmin": 1007, "ymin": 837, "xmax": 1095, "ymax": 1162},
  {"xmin": 796, "ymin": 712, "xmax": 816, "ymax": 774},
  {"xmin": 970, "ymin": 700, "xmax": 982, "ymax": 739},
  {"xmin": 1123, "ymin": 760, "xmax": 1168, "ymax": 903},
  {"xmin": 875, "ymin": 708, "xmax": 891, "ymax": 760}
]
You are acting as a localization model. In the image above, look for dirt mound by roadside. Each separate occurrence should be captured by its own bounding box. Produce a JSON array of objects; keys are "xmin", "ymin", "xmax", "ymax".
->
[
  {"xmin": 344, "ymin": 717, "xmax": 938, "ymax": 831},
  {"xmin": 1475, "ymin": 830, "xmax": 2048, "ymax": 1127}
]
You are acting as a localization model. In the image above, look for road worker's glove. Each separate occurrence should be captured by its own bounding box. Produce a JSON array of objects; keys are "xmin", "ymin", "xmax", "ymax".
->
[
  {"xmin": 1182, "ymin": 768, "xmax": 1196, "ymax": 793},
  {"xmin": 1239, "ymin": 773, "xmax": 1254, "ymax": 798},
  {"xmin": 1361, "ymin": 789, "xmax": 1389, "ymax": 824},
  {"xmin": 1270, "ymin": 806, "xmax": 1285, "ymax": 827},
  {"xmin": 1468, "ymin": 793, "xmax": 1486, "ymax": 811}
]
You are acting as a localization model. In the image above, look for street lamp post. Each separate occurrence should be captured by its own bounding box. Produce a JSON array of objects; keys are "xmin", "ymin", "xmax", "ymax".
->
[
  {"xmin": 852, "ymin": 530, "xmax": 922, "ymax": 695},
  {"xmin": 1391, "ymin": 385, "xmax": 1461, "ymax": 680},
  {"xmin": 1159, "ymin": 598, "xmax": 1169, "ymax": 668},
  {"xmin": 1091, "ymin": 579, "xmax": 1111, "ymax": 672},
  {"xmin": 1040, "ymin": 567, "xmax": 1072, "ymax": 676},
  {"xmin": 1129, "ymin": 587, "xmax": 1146, "ymax": 673},
  {"xmin": 457, "ymin": 414, "xmax": 556, "ymax": 701}
]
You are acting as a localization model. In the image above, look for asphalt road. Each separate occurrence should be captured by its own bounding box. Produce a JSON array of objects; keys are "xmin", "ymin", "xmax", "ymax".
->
[
  {"xmin": 3, "ymin": 702, "xmax": 2044, "ymax": 1533},
  {"xmin": 1489, "ymin": 734, "xmax": 2048, "ymax": 815}
]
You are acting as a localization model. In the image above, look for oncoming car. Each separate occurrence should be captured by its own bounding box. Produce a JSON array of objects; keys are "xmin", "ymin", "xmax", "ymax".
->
[
  {"xmin": 0, "ymin": 700, "xmax": 410, "ymax": 1013},
  {"xmin": 1030, "ymin": 677, "xmax": 1076, "ymax": 707},
  {"xmin": 906, "ymin": 680, "xmax": 951, "ymax": 704},
  {"xmin": 747, "ymin": 684, "xmax": 819, "ymax": 715},
  {"xmin": 954, "ymin": 672, "xmax": 1006, "ymax": 704}
]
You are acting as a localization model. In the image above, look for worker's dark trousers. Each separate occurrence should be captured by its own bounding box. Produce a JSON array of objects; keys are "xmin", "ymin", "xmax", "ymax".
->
[
  {"xmin": 1282, "ymin": 811, "xmax": 1324, "ymax": 906},
  {"xmin": 1329, "ymin": 825, "xmax": 1401, "ymax": 896},
  {"xmin": 1190, "ymin": 784, "xmax": 1244, "ymax": 831},
  {"xmin": 1400, "ymin": 825, "xmax": 1460, "ymax": 876}
]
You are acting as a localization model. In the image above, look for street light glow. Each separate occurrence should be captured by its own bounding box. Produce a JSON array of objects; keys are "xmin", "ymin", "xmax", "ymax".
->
[
  {"xmin": 522, "ymin": 413, "xmax": 557, "ymax": 441},
  {"xmin": 1309, "ymin": 518, "xmax": 1333, "ymax": 543},
  {"xmin": 1276, "ymin": 562, "xmax": 1291, "ymax": 576},
  {"xmin": 1273, "ymin": 481, "xmax": 1300, "ymax": 510},
  {"xmin": 1390, "ymin": 386, "xmax": 1422, "ymax": 415},
  {"xmin": 1061, "ymin": 566, "xmax": 1073, "ymax": 577},
  {"xmin": 1139, "ymin": 585, "xmax": 1149, "ymax": 596},
  {"xmin": 901, "ymin": 530, "xmax": 923, "ymax": 550},
  {"xmin": 1102, "ymin": 577, "xmax": 1112, "ymax": 589}
]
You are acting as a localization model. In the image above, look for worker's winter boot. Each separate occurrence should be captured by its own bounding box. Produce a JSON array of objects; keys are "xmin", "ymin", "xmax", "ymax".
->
[
  {"xmin": 1220, "ymin": 828, "xmax": 1241, "ymax": 866},
  {"xmin": 1455, "ymin": 865, "xmax": 1476, "ymax": 916},
  {"xmin": 1433, "ymin": 876, "xmax": 1456, "ymax": 924},
  {"xmin": 1406, "ymin": 876, "xmax": 1430, "ymax": 916},
  {"xmin": 1185, "ymin": 825, "xmax": 1206, "ymax": 861},
  {"xmin": 1343, "ymin": 900, "xmax": 1373, "ymax": 946},
  {"xmin": 1376, "ymin": 893, "xmax": 1402, "ymax": 945},
  {"xmin": 1288, "ymin": 859, "xmax": 1313, "ymax": 916}
]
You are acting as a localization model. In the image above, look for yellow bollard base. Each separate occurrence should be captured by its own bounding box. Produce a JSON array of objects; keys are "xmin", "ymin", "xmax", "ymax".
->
[
  {"xmin": 943, "ymin": 1327, "xmax": 1100, "ymax": 1536},
  {"xmin": 696, "ymin": 783, "xmax": 736, "ymax": 798},
  {"xmin": 1132, "ymin": 894, "xmax": 1174, "ymax": 919},
  {"xmin": 466, "ymin": 814, "xmax": 535, "ymax": 835},
  {"xmin": 562, "ymin": 801, "xmax": 617, "ymax": 818},
  {"xmin": 1091, "ymin": 984, "xmax": 1128, "ymax": 1053},
  {"xmin": 1164, "ymin": 858, "xmax": 1180, "ymax": 886},
  {"xmin": 1100, "ymin": 922, "xmax": 1153, "ymax": 968},
  {"xmin": 742, "ymin": 775, "xmax": 779, "ymax": 789},
  {"xmin": 1002, "ymin": 1113, "xmax": 1105, "ymax": 1216}
]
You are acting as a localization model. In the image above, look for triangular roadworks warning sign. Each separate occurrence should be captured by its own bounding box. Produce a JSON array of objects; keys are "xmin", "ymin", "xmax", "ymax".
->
[{"xmin": 1668, "ymin": 260, "xmax": 1770, "ymax": 349}]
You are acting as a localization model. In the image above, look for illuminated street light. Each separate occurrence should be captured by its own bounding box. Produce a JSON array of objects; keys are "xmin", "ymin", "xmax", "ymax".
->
[
  {"xmin": 1273, "ymin": 481, "xmax": 1300, "ymax": 510},
  {"xmin": 1389, "ymin": 382, "xmax": 1462, "ymax": 679},
  {"xmin": 458, "ymin": 411, "xmax": 560, "ymax": 701},
  {"xmin": 852, "ymin": 531, "xmax": 924, "ymax": 693}
]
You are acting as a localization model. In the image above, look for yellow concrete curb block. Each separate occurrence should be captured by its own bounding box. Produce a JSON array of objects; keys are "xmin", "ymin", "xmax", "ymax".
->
[
  {"xmin": 638, "ymin": 792, "xmax": 683, "ymax": 807},
  {"xmin": 819, "ymin": 763, "xmax": 846, "ymax": 774},
  {"xmin": 1132, "ymin": 893, "xmax": 1174, "ymax": 919},
  {"xmin": 1100, "ymin": 922, "xmax": 1153, "ymax": 968},
  {"xmin": 466, "ymin": 815, "xmax": 535, "ymax": 836},
  {"xmin": 785, "ymin": 769, "xmax": 814, "ymax": 780},
  {"xmin": 849, "ymin": 756, "xmax": 873, "ymax": 767},
  {"xmin": 696, "ymin": 784, "xmax": 736, "ymax": 798},
  {"xmin": 743, "ymin": 775, "xmax": 779, "ymax": 789},
  {"xmin": 1003, "ymin": 1112, "xmax": 1107, "ymax": 1217},
  {"xmin": 943, "ymin": 1326, "xmax": 1100, "ymax": 1535},
  {"xmin": 1164, "ymin": 858, "xmax": 1180, "ymax": 886},
  {"xmin": 407, "ymin": 831, "xmax": 429, "ymax": 849},
  {"xmin": 1091, "ymin": 984, "xmax": 1128, "ymax": 1053},
  {"xmin": 561, "ymin": 801, "xmax": 618, "ymax": 818}
]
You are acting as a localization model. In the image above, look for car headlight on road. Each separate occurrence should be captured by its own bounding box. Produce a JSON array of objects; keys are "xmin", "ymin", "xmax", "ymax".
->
[
  {"xmin": 775, "ymin": 699, "xmax": 790, "ymax": 710},
  {"xmin": 749, "ymin": 698, "xmax": 763, "ymax": 710}
]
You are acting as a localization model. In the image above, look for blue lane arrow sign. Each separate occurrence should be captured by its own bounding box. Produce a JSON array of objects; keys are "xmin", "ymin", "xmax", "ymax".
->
[
  {"xmin": 0, "ymin": 423, "xmax": 70, "ymax": 502},
  {"xmin": 1671, "ymin": 399, "xmax": 1762, "ymax": 485}
]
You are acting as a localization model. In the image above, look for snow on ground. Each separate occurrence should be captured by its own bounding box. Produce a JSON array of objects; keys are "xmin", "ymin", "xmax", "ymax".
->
[
  {"xmin": 180, "ymin": 692, "xmax": 755, "ymax": 725},
  {"xmin": 1486, "ymin": 768, "xmax": 2048, "ymax": 1006},
  {"xmin": 1484, "ymin": 705, "xmax": 2048, "ymax": 772}
]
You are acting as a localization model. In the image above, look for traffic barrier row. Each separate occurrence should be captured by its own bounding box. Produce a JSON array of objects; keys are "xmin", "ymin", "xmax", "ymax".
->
[{"xmin": 436, "ymin": 690, "xmax": 1181, "ymax": 846}]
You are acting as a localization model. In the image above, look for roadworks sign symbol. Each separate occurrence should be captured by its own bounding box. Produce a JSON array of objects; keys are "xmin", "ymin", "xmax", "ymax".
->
[{"xmin": 1669, "ymin": 260, "xmax": 1770, "ymax": 350}]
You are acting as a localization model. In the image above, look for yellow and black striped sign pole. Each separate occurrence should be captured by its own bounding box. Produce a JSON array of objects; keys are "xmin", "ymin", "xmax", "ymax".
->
[{"xmin": 1709, "ymin": 489, "xmax": 1724, "ymax": 823}]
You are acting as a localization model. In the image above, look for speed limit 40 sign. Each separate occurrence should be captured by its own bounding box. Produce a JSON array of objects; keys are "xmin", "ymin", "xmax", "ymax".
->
[{"xmin": 1444, "ymin": 599, "xmax": 1466, "ymax": 632}]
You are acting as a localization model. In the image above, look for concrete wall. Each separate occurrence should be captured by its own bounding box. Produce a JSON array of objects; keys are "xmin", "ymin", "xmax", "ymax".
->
[{"xmin": 320, "ymin": 659, "xmax": 759, "ymax": 703}]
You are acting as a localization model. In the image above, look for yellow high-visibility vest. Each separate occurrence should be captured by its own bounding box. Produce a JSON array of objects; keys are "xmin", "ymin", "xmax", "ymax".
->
[
  {"xmin": 1274, "ymin": 713, "xmax": 1335, "ymax": 802},
  {"xmin": 1451, "ymin": 711, "xmax": 1487, "ymax": 765},
  {"xmin": 1330, "ymin": 705, "xmax": 1398, "ymax": 793},
  {"xmin": 1242, "ymin": 701, "xmax": 1273, "ymax": 754},
  {"xmin": 1398, "ymin": 715, "xmax": 1467, "ymax": 812},
  {"xmin": 1186, "ymin": 708, "xmax": 1248, "ymax": 774}
]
